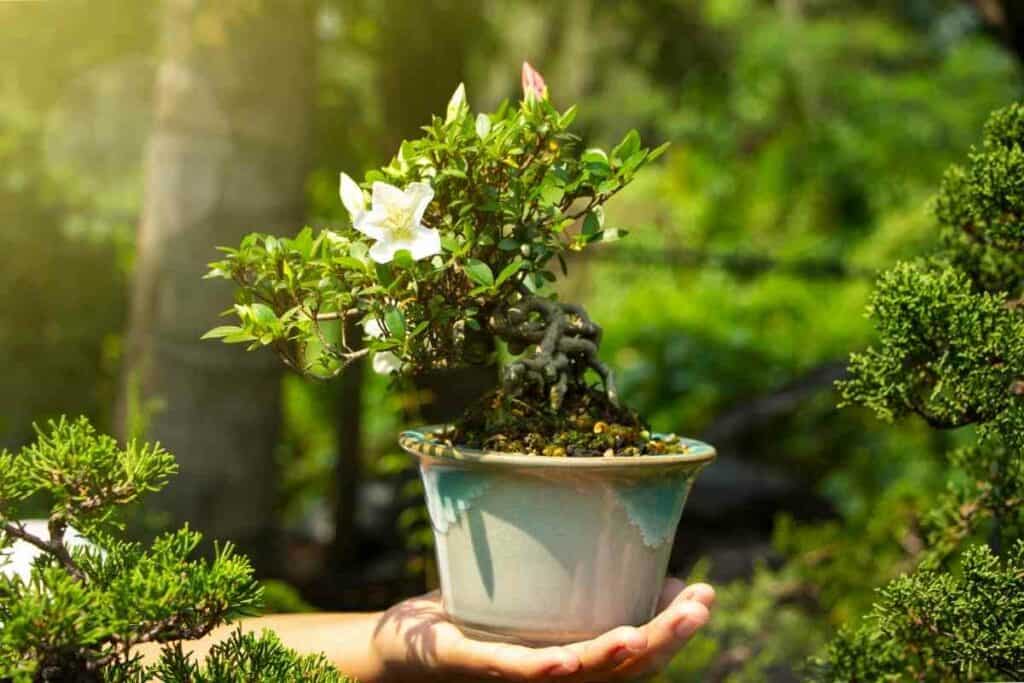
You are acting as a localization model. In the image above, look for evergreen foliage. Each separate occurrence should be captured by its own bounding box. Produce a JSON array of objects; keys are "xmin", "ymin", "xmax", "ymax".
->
[
  {"xmin": 0, "ymin": 417, "xmax": 348, "ymax": 682},
  {"xmin": 819, "ymin": 102, "xmax": 1024, "ymax": 680}
]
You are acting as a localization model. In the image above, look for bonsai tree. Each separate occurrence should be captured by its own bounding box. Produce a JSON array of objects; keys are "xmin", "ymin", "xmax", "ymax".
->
[
  {"xmin": 204, "ymin": 63, "xmax": 683, "ymax": 457},
  {"xmin": 817, "ymin": 102, "xmax": 1024, "ymax": 680},
  {"xmin": 0, "ymin": 416, "xmax": 348, "ymax": 682}
]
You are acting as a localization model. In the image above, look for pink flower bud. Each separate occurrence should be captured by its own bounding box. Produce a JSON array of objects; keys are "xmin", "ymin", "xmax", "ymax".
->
[{"xmin": 521, "ymin": 61, "xmax": 548, "ymax": 102}]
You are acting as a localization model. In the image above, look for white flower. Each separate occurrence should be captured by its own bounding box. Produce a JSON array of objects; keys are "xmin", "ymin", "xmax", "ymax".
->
[
  {"xmin": 475, "ymin": 113, "xmax": 491, "ymax": 138},
  {"xmin": 353, "ymin": 181, "xmax": 440, "ymax": 264},
  {"xmin": 339, "ymin": 172, "xmax": 366, "ymax": 225},
  {"xmin": 363, "ymin": 319, "xmax": 402, "ymax": 375},
  {"xmin": 446, "ymin": 82, "xmax": 467, "ymax": 123}
]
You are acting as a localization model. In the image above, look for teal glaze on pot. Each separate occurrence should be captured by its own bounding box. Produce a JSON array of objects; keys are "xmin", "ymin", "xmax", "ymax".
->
[{"xmin": 399, "ymin": 427, "xmax": 716, "ymax": 645}]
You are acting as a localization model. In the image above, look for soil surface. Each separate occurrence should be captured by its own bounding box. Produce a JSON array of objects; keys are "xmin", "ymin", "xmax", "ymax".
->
[{"xmin": 447, "ymin": 384, "xmax": 692, "ymax": 457}]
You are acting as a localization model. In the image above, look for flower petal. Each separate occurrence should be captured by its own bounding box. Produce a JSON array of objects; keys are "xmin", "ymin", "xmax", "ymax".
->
[
  {"xmin": 476, "ymin": 113, "xmax": 491, "ymax": 138},
  {"xmin": 339, "ymin": 172, "xmax": 366, "ymax": 223},
  {"xmin": 372, "ymin": 351, "xmax": 401, "ymax": 375},
  {"xmin": 446, "ymin": 82, "xmax": 467, "ymax": 123},
  {"xmin": 369, "ymin": 239, "xmax": 400, "ymax": 264},
  {"xmin": 363, "ymin": 319, "xmax": 386, "ymax": 339},
  {"xmin": 354, "ymin": 209, "xmax": 387, "ymax": 241},
  {"xmin": 405, "ymin": 182, "xmax": 435, "ymax": 225},
  {"xmin": 371, "ymin": 181, "xmax": 408, "ymax": 210},
  {"xmin": 405, "ymin": 226, "xmax": 442, "ymax": 261}
]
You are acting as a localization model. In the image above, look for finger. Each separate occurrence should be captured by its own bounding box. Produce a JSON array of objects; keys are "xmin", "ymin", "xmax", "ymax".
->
[
  {"xmin": 656, "ymin": 577, "xmax": 686, "ymax": 611},
  {"xmin": 565, "ymin": 625, "xmax": 647, "ymax": 672},
  {"xmin": 621, "ymin": 600, "xmax": 711, "ymax": 677},
  {"xmin": 452, "ymin": 636, "xmax": 581, "ymax": 680},
  {"xmin": 679, "ymin": 582, "xmax": 715, "ymax": 609}
]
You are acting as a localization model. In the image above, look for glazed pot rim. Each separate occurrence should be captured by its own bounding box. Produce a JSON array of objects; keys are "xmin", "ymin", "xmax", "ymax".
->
[{"xmin": 399, "ymin": 424, "xmax": 716, "ymax": 469}]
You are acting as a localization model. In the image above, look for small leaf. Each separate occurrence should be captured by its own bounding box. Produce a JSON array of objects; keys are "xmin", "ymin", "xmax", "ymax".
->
[
  {"xmin": 464, "ymin": 259, "xmax": 495, "ymax": 287},
  {"xmin": 375, "ymin": 263, "xmax": 394, "ymax": 286},
  {"xmin": 497, "ymin": 238, "xmax": 520, "ymax": 251},
  {"xmin": 251, "ymin": 303, "xmax": 278, "ymax": 326},
  {"xmin": 496, "ymin": 261, "xmax": 525, "ymax": 286},
  {"xmin": 441, "ymin": 235, "xmax": 461, "ymax": 253},
  {"xmin": 386, "ymin": 308, "xmax": 406, "ymax": 340},
  {"xmin": 559, "ymin": 105, "xmax": 578, "ymax": 128},
  {"xmin": 223, "ymin": 331, "xmax": 259, "ymax": 344},
  {"xmin": 393, "ymin": 249, "xmax": 415, "ymax": 269},
  {"xmin": 333, "ymin": 256, "xmax": 367, "ymax": 271},
  {"xmin": 648, "ymin": 141, "xmax": 671, "ymax": 162},
  {"xmin": 611, "ymin": 129, "xmax": 641, "ymax": 164},
  {"xmin": 582, "ymin": 211, "xmax": 601, "ymax": 236},
  {"xmin": 201, "ymin": 326, "xmax": 244, "ymax": 340}
]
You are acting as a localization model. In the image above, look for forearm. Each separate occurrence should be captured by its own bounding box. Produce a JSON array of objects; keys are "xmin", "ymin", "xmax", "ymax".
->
[{"xmin": 135, "ymin": 613, "xmax": 387, "ymax": 682}]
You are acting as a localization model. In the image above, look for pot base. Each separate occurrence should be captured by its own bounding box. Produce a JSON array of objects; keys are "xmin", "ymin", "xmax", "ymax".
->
[{"xmin": 453, "ymin": 617, "xmax": 616, "ymax": 647}]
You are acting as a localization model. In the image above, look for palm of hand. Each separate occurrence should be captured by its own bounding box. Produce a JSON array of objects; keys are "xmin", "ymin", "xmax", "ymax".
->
[{"xmin": 371, "ymin": 578, "xmax": 714, "ymax": 682}]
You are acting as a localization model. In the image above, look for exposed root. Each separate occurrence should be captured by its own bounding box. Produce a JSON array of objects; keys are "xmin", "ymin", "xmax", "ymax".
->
[{"xmin": 488, "ymin": 295, "xmax": 618, "ymax": 410}]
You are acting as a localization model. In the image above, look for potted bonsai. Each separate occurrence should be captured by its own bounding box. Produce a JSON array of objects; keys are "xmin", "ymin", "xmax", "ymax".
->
[
  {"xmin": 0, "ymin": 416, "xmax": 347, "ymax": 681},
  {"xmin": 204, "ymin": 63, "xmax": 715, "ymax": 645}
]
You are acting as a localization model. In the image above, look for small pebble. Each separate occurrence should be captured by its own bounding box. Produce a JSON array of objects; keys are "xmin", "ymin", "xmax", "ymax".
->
[
  {"xmin": 603, "ymin": 448, "xmax": 615, "ymax": 458},
  {"xmin": 593, "ymin": 421, "xmax": 608, "ymax": 434}
]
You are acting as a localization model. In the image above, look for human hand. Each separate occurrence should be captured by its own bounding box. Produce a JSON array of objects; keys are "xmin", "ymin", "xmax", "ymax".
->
[{"xmin": 371, "ymin": 578, "xmax": 714, "ymax": 682}]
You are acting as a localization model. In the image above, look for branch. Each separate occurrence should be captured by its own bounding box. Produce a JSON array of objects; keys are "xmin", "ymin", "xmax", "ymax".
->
[{"xmin": 2, "ymin": 520, "xmax": 85, "ymax": 582}]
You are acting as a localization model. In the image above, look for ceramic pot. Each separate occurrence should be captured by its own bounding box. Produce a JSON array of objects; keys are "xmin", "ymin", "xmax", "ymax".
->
[{"xmin": 399, "ymin": 426, "xmax": 716, "ymax": 645}]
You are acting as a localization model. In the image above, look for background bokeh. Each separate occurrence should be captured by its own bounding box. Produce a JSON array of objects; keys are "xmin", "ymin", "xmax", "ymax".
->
[{"xmin": 2, "ymin": 0, "xmax": 1022, "ymax": 679}]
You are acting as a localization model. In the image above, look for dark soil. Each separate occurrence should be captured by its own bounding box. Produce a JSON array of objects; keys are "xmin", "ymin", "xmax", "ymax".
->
[{"xmin": 447, "ymin": 383, "xmax": 692, "ymax": 457}]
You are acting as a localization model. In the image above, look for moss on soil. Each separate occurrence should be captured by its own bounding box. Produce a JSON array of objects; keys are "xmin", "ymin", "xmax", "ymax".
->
[{"xmin": 447, "ymin": 384, "xmax": 691, "ymax": 457}]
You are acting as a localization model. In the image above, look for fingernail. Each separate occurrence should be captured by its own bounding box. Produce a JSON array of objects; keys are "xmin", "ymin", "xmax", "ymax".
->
[{"xmin": 612, "ymin": 647, "xmax": 632, "ymax": 663}]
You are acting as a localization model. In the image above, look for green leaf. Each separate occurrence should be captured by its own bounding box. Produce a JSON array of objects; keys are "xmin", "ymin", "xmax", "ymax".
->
[
  {"xmin": 559, "ymin": 105, "xmax": 578, "ymax": 128},
  {"xmin": 540, "ymin": 180, "xmax": 565, "ymax": 205},
  {"xmin": 201, "ymin": 326, "xmax": 244, "ymax": 340},
  {"xmin": 333, "ymin": 256, "xmax": 367, "ymax": 271},
  {"xmin": 385, "ymin": 308, "xmax": 406, "ymax": 340},
  {"xmin": 375, "ymin": 263, "xmax": 394, "ymax": 286},
  {"xmin": 393, "ymin": 250, "xmax": 415, "ymax": 269},
  {"xmin": 496, "ymin": 261, "xmax": 525, "ymax": 286},
  {"xmin": 582, "ymin": 148, "xmax": 609, "ymax": 165},
  {"xmin": 611, "ymin": 129, "xmax": 641, "ymax": 164},
  {"xmin": 251, "ymin": 303, "xmax": 278, "ymax": 326},
  {"xmin": 582, "ymin": 211, "xmax": 601, "ymax": 236},
  {"xmin": 223, "ymin": 331, "xmax": 259, "ymax": 344},
  {"xmin": 497, "ymin": 238, "xmax": 520, "ymax": 251},
  {"xmin": 464, "ymin": 259, "xmax": 495, "ymax": 287},
  {"xmin": 648, "ymin": 141, "xmax": 671, "ymax": 162}
]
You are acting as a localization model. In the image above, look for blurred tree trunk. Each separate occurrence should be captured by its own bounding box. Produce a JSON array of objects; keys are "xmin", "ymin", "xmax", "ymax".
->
[
  {"xmin": 120, "ymin": 0, "xmax": 315, "ymax": 572},
  {"xmin": 972, "ymin": 0, "xmax": 1024, "ymax": 62}
]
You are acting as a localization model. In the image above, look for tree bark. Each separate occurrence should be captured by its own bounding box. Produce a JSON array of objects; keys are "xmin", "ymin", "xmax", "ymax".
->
[{"xmin": 120, "ymin": 0, "xmax": 315, "ymax": 572}]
